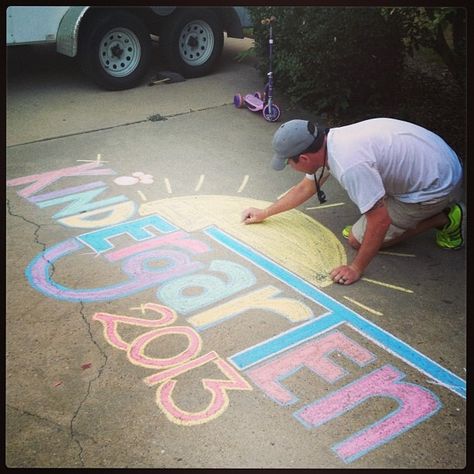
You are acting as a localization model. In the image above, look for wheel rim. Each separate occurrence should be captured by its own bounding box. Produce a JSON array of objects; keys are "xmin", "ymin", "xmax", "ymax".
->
[
  {"xmin": 264, "ymin": 104, "xmax": 281, "ymax": 121},
  {"xmin": 99, "ymin": 27, "xmax": 141, "ymax": 77},
  {"xmin": 179, "ymin": 20, "xmax": 215, "ymax": 66}
]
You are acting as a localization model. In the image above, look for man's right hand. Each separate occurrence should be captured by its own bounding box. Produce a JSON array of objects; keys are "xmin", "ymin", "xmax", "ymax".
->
[{"xmin": 241, "ymin": 207, "xmax": 267, "ymax": 224}]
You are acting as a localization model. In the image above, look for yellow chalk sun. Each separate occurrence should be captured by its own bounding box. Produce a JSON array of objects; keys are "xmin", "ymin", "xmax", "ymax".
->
[{"xmin": 139, "ymin": 195, "xmax": 346, "ymax": 288}]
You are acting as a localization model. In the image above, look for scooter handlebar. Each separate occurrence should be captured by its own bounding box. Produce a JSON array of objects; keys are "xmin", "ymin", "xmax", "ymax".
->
[{"xmin": 261, "ymin": 16, "xmax": 276, "ymax": 25}]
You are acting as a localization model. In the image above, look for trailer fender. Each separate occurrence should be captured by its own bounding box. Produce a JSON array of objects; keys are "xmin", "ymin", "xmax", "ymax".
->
[
  {"xmin": 56, "ymin": 6, "xmax": 90, "ymax": 57},
  {"xmin": 150, "ymin": 7, "xmax": 176, "ymax": 16}
]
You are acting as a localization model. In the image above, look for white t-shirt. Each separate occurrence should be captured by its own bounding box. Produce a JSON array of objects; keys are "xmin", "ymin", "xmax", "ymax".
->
[{"xmin": 306, "ymin": 118, "xmax": 462, "ymax": 214}]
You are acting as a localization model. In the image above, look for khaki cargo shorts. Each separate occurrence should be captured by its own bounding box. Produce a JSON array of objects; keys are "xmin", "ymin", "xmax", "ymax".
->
[{"xmin": 351, "ymin": 185, "xmax": 462, "ymax": 244}]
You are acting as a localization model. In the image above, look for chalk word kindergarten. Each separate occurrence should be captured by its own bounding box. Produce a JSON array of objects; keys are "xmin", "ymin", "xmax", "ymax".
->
[{"xmin": 8, "ymin": 163, "xmax": 466, "ymax": 463}]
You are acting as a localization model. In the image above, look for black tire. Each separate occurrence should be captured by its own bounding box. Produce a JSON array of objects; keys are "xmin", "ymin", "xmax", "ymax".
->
[
  {"xmin": 79, "ymin": 11, "xmax": 151, "ymax": 90},
  {"xmin": 159, "ymin": 8, "xmax": 224, "ymax": 78}
]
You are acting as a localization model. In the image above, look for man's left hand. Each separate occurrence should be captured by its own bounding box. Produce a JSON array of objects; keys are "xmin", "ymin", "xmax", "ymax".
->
[{"xmin": 330, "ymin": 264, "xmax": 361, "ymax": 285}]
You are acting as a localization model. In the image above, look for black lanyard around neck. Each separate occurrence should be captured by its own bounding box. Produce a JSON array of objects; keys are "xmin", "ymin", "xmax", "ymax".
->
[{"xmin": 314, "ymin": 152, "xmax": 327, "ymax": 204}]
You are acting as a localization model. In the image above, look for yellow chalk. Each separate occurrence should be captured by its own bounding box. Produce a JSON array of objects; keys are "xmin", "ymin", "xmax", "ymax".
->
[
  {"xmin": 343, "ymin": 296, "xmax": 383, "ymax": 316},
  {"xmin": 277, "ymin": 186, "xmax": 294, "ymax": 200},
  {"xmin": 378, "ymin": 251, "xmax": 416, "ymax": 258},
  {"xmin": 139, "ymin": 195, "xmax": 346, "ymax": 288},
  {"xmin": 306, "ymin": 202, "xmax": 345, "ymax": 210},
  {"xmin": 362, "ymin": 277, "xmax": 414, "ymax": 294},
  {"xmin": 195, "ymin": 175, "xmax": 205, "ymax": 192},
  {"xmin": 238, "ymin": 175, "xmax": 249, "ymax": 193}
]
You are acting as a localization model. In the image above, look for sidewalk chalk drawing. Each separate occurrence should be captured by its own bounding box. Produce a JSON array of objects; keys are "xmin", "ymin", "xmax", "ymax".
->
[
  {"xmin": 139, "ymin": 195, "xmax": 346, "ymax": 288},
  {"xmin": 114, "ymin": 171, "xmax": 154, "ymax": 186},
  {"xmin": 92, "ymin": 304, "xmax": 252, "ymax": 426},
  {"xmin": 7, "ymin": 162, "xmax": 465, "ymax": 463}
]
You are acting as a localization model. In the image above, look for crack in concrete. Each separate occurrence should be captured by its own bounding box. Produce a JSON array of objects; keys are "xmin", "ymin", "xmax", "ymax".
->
[
  {"xmin": 7, "ymin": 199, "xmax": 109, "ymax": 467},
  {"xmin": 7, "ymin": 103, "xmax": 233, "ymax": 148},
  {"xmin": 6, "ymin": 198, "xmax": 56, "ymax": 280},
  {"xmin": 7, "ymin": 198, "xmax": 47, "ymax": 252},
  {"xmin": 69, "ymin": 301, "xmax": 108, "ymax": 466},
  {"xmin": 6, "ymin": 404, "xmax": 98, "ymax": 444}
]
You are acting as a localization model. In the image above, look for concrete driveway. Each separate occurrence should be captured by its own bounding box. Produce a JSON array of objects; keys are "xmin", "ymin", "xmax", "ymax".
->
[{"xmin": 6, "ymin": 36, "xmax": 466, "ymax": 468}]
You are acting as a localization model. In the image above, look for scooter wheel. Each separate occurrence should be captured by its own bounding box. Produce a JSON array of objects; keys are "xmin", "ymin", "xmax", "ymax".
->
[
  {"xmin": 233, "ymin": 94, "xmax": 244, "ymax": 108},
  {"xmin": 254, "ymin": 91, "xmax": 263, "ymax": 100},
  {"xmin": 263, "ymin": 103, "xmax": 281, "ymax": 122}
]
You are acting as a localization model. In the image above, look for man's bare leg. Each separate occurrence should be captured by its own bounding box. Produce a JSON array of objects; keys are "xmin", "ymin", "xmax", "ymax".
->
[{"xmin": 348, "ymin": 211, "xmax": 449, "ymax": 250}]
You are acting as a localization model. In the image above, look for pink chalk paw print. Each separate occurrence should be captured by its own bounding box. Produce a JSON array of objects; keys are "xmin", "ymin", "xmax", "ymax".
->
[{"xmin": 114, "ymin": 171, "xmax": 154, "ymax": 186}]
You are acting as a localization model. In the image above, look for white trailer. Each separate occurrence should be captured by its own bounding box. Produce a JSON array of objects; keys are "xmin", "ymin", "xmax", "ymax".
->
[{"xmin": 6, "ymin": 6, "xmax": 252, "ymax": 90}]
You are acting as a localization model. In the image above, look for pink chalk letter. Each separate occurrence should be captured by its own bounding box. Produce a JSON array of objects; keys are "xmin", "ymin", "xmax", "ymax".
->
[
  {"xmin": 156, "ymin": 356, "xmax": 252, "ymax": 425},
  {"xmin": 7, "ymin": 162, "xmax": 116, "ymax": 198},
  {"xmin": 246, "ymin": 330, "xmax": 375, "ymax": 405},
  {"xmin": 93, "ymin": 304, "xmax": 177, "ymax": 350},
  {"xmin": 105, "ymin": 230, "xmax": 209, "ymax": 262},
  {"xmin": 128, "ymin": 326, "xmax": 201, "ymax": 369},
  {"xmin": 295, "ymin": 364, "xmax": 441, "ymax": 463}
]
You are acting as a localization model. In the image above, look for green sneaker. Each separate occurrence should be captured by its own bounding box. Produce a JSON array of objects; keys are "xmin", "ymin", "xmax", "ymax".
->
[
  {"xmin": 436, "ymin": 203, "xmax": 466, "ymax": 250},
  {"xmin": 342, "ymin": 225, "xmax": 352, "ymax": 240}
]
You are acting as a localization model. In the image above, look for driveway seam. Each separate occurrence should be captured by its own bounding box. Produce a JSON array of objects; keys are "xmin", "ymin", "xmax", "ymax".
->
[{"xmin": 7, "ymin": 103, "xmax": 234, "ymax": 148}]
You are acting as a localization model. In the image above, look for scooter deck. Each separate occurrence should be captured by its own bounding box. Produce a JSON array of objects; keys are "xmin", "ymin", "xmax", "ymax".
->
[{"xmin": 244, "ymin": 94, "xmax": 264, "ymax": 112}]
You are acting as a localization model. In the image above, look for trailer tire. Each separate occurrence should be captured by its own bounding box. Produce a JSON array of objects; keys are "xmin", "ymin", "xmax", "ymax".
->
[
  {"xmin": 159, "ymin": 8, "xmax": 224, "ymax": 78},
  {"xmin": 79, "ymin": 11, "xmax": 151, "ymax": 90}
]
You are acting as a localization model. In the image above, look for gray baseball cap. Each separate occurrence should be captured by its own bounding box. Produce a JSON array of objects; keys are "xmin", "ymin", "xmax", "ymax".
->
[{"xmin": 271, "ymin": 119, "xmax": 320, "ymax": 170}]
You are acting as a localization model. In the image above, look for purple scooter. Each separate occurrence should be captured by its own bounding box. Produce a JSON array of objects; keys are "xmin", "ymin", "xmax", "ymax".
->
[{"xmin": 234, "ymin": 16, "xmax": 281, "ymax": 122}]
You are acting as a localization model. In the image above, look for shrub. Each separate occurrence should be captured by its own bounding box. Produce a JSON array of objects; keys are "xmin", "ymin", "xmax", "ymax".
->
[
  {"xmin": 381, "ymin": 7, "xmax": 466, "ymax": 89},
  {"xmin": 249, "ymin": 7, "xmax": 405, "ymax": 115}
]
